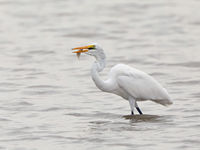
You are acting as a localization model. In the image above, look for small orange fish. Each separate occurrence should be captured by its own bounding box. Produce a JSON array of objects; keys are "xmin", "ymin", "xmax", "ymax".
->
[
  {"xmin": 77, "ymin": 52, "xmax": 81, "ymax": 59},
  {"xmin": 73, "ymin": 49, "xmax": 88, "ymax": 59}
]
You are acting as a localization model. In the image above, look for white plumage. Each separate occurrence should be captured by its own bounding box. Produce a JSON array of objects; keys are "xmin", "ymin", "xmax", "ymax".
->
[
  {"xmin": 72, "ymin": 43, "xmax": 172, "ymax": 115},
  {"xmin": 109, "ymin": 64, "xmax": 172, "ymax": 105}
]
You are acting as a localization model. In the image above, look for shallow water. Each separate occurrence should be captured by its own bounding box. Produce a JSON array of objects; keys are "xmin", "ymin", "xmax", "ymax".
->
[{"xmin": 0, "ymin": 0, "xmax": 200, "ymax": 149}]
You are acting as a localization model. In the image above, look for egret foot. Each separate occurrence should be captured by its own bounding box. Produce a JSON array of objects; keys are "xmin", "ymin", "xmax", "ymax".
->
[{"xmin": 136, "ymin": 107, "xmax": 143, "ymax": 115}]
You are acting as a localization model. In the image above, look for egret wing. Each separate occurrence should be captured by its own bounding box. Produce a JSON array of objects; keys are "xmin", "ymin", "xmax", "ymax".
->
[{"xmin": 116, "ymin": 67, "xmax": 172, "ymax": 106}]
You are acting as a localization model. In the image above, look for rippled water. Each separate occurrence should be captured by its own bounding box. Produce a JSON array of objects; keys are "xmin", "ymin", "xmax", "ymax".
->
[{"xmin": 0, "ymin": 0, "xmax": 200, "ymax": 149}]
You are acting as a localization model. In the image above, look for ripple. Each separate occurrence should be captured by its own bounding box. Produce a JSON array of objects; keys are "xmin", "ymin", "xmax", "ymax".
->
[
  {"xmin": 0, "ymin": 137, "xmax": 41, "ymax": 142},
  {"xmin": 89, "ymin": 120, "xmax": 111, "ymax": 124},
  {"xmin": 170, "ymin": 80, "xmax": 200, "ymax": 85},
  {"xmin": 66, "ymin": 112, "xmax": 121, "ymax": 119},
  {"xmin": 23, "ymin": 85, "xmax": 65, "ymax": 95},
  {"xmin": 0, "ymin": 118, "xmax": 11, "ymax": 122},
  {"xmin": 23, "ymin": 90, "xmax": 61, "ymax": 95},
  {"xmin": 167, "ymin": 61, "xmax": 200, "ymax": 68},
  {"xmin": 11, "ymin": 68, "xmax": 37, "ymax": 72},
  {"xmin": 0, "ymin": 89, "xmax": 19, "ymax": 93},
  {"xmin": 0, "ymin": 82, "xmax": 22, "ymax": 87},
  {"xmin": 28, "ymin": 50, "xmax": 55, "ymax": 55},
  {"xmin": 15, "ymin": 101, "xmax": 33, "ymax": 106},
  {"xmin": 40, "ymin": 107, "xmax": 62, "ymax": 112},
  {"xmin": 64, "ymin": 32, "xmax": 105, "ymax": 38},
  {"xmin": 26, "ymin": 85, "xmax": 63, "ymax": 89}
]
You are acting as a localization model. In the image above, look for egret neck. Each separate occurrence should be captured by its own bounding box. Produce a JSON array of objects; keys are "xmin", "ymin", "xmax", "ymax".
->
[{"xmin": 91, "ymin": 56, "xmax": 109, "ymax": 92}]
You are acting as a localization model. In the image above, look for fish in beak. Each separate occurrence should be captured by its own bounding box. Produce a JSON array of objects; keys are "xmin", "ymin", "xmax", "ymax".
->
[{"xmin": 72, "ymin": 45, "xmax": 94, "ymax": 58}]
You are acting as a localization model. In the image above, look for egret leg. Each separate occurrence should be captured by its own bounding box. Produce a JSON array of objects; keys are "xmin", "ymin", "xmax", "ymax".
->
[
  {"xmin": 136, "ymin": 107, "xmax": 143, "ymax": 115},
  {"xmin": 128, "ymin": 97, "xmax": 135, "ymax": 115},
  {"xmin": 135, "ymin": 102, "xmax": 143, "ymax": 115},
  {"xmin": 131, "ymin": 110, "xmax": 134, "ymax": 115}
]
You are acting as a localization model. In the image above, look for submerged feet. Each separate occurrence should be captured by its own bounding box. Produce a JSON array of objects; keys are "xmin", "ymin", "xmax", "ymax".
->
[
  {"xmin": 131, "ymin": 107, "xmax": 143, "ymax": 115},
  {"xmin": 129, "ymin": 98, "xmax": 143, "ymax": 115}
]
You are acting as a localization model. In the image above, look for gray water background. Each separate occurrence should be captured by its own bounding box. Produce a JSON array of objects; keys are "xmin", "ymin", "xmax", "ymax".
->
[{"xmin": 0, "ymin": 0, "xmax": 200, "ymax": 149}]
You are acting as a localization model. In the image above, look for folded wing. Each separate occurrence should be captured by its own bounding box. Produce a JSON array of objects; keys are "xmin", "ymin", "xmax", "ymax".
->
[{"xmin": 112, "ymin": 64, "xmax": 172, "ymax": 106}]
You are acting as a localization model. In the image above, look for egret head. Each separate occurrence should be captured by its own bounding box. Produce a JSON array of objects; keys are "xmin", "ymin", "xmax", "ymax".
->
[{"xmin": 72, "ymin": 43, "xmax": 106, "ymax": 60}]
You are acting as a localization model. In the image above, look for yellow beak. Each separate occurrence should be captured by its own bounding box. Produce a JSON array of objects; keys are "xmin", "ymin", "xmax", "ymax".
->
[{"xmin": 72, "ymin": 45, "xmax": 94, "ymax": 53}]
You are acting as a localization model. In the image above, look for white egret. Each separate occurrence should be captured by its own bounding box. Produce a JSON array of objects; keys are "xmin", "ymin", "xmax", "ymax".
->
[{"xmin": 72, "ymin": 44, "xmax": 172, "ymax": 115}]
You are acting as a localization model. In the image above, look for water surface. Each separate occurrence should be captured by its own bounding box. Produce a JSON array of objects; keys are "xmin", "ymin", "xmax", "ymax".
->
[{"xmin": 0, "ymin": 0, "xmax": 200, "ymax": 149}]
